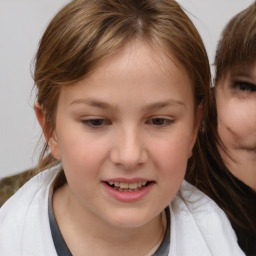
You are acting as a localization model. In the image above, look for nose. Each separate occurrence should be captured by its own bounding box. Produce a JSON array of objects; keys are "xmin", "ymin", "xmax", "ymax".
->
[{"xmin": 110, "ymin": 126, "xmax": 148, "ymax": 170}]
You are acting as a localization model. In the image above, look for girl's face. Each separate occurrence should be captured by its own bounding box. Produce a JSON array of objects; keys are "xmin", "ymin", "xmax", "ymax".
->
[
  {"xmin": 215, "ymin": 64, "xmax": 256, "ymax": 188},
  {"xmin": 47, "ymin": 41, "xmax": 201, "ymax": 229}
]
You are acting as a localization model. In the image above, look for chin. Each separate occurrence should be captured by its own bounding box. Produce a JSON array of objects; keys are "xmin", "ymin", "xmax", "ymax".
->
[{"xmin": 105, "ymin": 211, "xmax": 156, "ymax": 229}]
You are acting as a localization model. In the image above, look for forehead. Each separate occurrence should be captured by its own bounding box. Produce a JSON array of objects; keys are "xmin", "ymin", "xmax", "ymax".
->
[
  {"xmin": 81, "ymin": 40, "xmax": 191, "ymax": 89},
  {"xmin": 59, "ymin": 40, "xmax": 194, "ymax": 108}
]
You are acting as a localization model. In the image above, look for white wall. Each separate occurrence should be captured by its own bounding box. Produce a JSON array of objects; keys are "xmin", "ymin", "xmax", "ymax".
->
[{"xmin": 0, "ymin": 0, "xmax": 254, "ymax": 178}]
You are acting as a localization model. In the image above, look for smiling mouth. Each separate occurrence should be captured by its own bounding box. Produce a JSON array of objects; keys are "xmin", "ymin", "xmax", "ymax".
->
[{"xmin": 105, "ymin": 181, "xmax": 153, "ymax": 192}]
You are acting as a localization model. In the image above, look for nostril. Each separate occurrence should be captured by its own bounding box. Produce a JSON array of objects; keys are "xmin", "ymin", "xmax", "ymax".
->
[{"xmin": 110, "ymin": 149, "xmax": 148, "ymax": 169}]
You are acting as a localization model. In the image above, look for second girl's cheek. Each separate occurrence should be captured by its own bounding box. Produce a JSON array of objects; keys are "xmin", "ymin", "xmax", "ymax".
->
[{"xmin": 219, "ymin": 101, "xmax": 256, "ymax": 139}]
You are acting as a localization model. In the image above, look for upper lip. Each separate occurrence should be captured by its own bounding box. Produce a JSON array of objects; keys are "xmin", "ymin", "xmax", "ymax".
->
[{"xmin": 103, "ymin": 178, "xmax": 153, "ymax": 183}]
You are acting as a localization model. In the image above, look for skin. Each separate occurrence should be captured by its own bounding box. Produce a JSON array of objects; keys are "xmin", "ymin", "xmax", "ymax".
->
[
  {"xmin": 35, "ymin": 40, "xmax": 201, "ymax": 255},
  {"xmin": 215, "ymin": 64, "xmax": 256, "ymax": 190}
]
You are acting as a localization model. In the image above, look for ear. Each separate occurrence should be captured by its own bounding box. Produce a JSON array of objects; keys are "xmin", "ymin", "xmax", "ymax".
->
[
  {"xmin": 34, "ymin": 102, "xmax": 48, "ymax": 139},
  {"xmin": 188, "ymin": 104, "xmax": 203, "ymax": 158},
  {"xmin": 34, "ymin": 102, "xmax": 61, "ymax": 160}
]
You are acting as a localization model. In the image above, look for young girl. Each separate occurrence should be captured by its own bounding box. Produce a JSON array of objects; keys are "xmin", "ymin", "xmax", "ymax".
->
[
  {"xmin": 0, "ymin": 0, "xmax": 244, "ymax": 255},
  {"xmin": 187, "ymin": 2, "xmax": 256, "ymax": 255}
]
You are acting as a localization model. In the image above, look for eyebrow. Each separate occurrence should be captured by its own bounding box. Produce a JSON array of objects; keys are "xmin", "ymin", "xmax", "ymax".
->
[
  {"xmin": 70, "ymin": 98, "xmax": 111, "ymax": 109},
  {"xmin": 231, "ymin": 73, "xmax": 256, "ymax": 85},
  {"xmin": 70, "ymin": 98, "xmax": 185, "ymax": 110},
  {"xmin": 142, "ymin": 100, "xmax": 185, "ymax": 111},
  {"xmin": 231, "ymin": 67, "xmax": 256, "ymax": 80},
  {"xmin": 232, "ymin": 72, "xmax": 252, "ymax": 78}
]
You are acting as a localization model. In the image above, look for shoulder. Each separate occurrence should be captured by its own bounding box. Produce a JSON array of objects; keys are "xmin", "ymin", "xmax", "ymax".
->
[
  {"xmin": 0, "ymin": 167, "xmax": 59, "ymax": 255},
  {"xmin": 0, "ymin": 167, "xmax": 58, "ymax": 213},
  {"xmin": 175, "ymin": 180, "xmax": 224, "ymax": 213},
  {"xmin": 168, "ymin": 180, "xmax": 245, "ymax": 256}
]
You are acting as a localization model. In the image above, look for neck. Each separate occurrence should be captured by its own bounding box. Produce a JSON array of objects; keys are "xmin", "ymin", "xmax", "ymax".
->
[{"xmin": 53, "ymin": 184, "xmax": 166, "ymax": 256}]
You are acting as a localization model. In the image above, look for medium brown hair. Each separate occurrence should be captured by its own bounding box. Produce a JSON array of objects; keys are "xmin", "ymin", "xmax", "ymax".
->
[
  {"xmin": 34, "ymin": 0, "xmax": 210, "ymax": 172},
  {"xmin": 187, "ymin": 2, "xmax": 256, "ymax": 254},
  {"xmin": 215, "ymin": 2, "xmax": 256, "ymax": 83}
]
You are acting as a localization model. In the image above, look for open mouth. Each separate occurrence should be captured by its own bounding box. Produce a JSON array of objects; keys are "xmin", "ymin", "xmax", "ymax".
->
[{"xmin": 105, "ymin": 181, "xmax": 153, "ymax": 192}]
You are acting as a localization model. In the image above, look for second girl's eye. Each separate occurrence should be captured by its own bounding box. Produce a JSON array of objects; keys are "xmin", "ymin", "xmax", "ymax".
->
[
  {"xmin": 147, "ymin": 118, "xmax": 173, "ymax": 126},
  {"xmin": 234, "ymin": 81, "xmax": 256, "ymax": 92},
  {"xmin": 81, "ymin": 119, "xmax": 110, "ymax": 127}
]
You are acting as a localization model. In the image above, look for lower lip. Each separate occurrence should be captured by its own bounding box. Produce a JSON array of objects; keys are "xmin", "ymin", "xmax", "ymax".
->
[{"xmin": 102, "ymin": 182, "xmax": 154, "ymax": 202}]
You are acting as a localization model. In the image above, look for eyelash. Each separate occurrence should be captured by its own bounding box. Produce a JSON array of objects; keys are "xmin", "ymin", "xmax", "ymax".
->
[
  {"xmin": 146, "ymin": 118, "xmax": 174, "ymax": 127},
  {"xmin": 233, "ymin": 81, "xmax": 256, "ymax": 92},
  {"xmin": 81, "ymin": 117, "xmax": 174, "ymax": 128},
  {"xmin": 81, "ymin": 119, "xmax": 111, "ymax": 128}
]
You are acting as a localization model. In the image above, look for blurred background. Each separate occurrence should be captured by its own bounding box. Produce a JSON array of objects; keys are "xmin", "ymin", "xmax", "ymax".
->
[{"xmin": 0, "ymin": 0, "xmax": 254, "ymax": 178}]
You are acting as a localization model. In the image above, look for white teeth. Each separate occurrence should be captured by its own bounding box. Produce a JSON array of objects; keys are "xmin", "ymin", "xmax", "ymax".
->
[
  {"xmin": 107, "ymin": 181, "xmax": 148, "ymax": 190},
  {"xmin": 128, "ymin": 182, "xmax": 138, "ymax": 189},
  {"xmin": 120, "ymin": 182, "xmax": 129, "ymax": 189}
]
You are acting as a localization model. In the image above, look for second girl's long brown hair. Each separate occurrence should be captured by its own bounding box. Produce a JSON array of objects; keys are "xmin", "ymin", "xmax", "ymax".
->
[{"xmin": 186, "ymin": 3, "xmax": 256, "ymax": 255}]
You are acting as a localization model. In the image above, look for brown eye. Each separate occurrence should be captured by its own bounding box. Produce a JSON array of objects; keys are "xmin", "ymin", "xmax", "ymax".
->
[
  {"xmin": 234, "ymin": 81, "xmax": 256, "ymax": 92},
  {"xmin": 147, "ymin": 118, "xmax": 173, "ymax": 126},
  {"xmin": 82, "ymin": 119, "xmax": 110, "ymax": 127},
  {"xmin": 152, "ymin": 118, "xmax": 165, "ymax": 125}
]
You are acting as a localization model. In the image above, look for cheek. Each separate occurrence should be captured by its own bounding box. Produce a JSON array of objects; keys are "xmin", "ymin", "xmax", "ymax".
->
[
  {"xmin": 152, "ymin": 140, "xmax": 188, "ymax": 203},
  {"xmin": 56, "ymin": 128, "xmax": 108, "ymax": 178},
  {"xmin": 58, "ymin": 136, "xmax": 108, "ymax": 200},
  {"xmin": 63, "ymin": 141, "xmax": 105, "ymax": 167},
  {"xmin": 217, "ymin": 99, "xmax": 256, "ymax": 141},
  {"xmin": 152, "ymin": 136, "xmax": 191, "ymax": 177}
]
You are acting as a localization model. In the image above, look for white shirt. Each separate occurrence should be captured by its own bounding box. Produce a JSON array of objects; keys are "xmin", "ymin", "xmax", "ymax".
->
[{"xmin": 0, "ymin": 167, "xmax": 245, "ymax": 256}]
